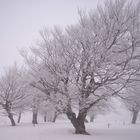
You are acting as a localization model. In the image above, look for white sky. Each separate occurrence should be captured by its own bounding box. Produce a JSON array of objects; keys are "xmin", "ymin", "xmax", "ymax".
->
[{"xmin": 0, "ymin": 0, "xmax": 102, "ymax": 72}]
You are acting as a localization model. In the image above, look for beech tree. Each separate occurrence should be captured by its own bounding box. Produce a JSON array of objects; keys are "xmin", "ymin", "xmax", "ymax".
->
[
  {"xmin": 21, "ymin": 0, "xmax": 140, "ymax": 134},
  {"xmin": 31, "ymin": 94, "xmax": 40, "ymax": 125},
  {"xmin": 0, "ymin": 65, "xmax": 28, "ymax": 126},
  {"xmin": 123, "ymin": 82, "xmax": 140, "ymax": 124}
]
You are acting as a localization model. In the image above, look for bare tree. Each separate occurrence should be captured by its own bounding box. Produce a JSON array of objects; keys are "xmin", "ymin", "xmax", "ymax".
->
[
  {"xmin": 123, "ymin": 83, "xmax": 140, "ymax": 124},
  {"xmin": 31, "ymin": 93, "xmax": 42, "ymax": 125},
  {"xmin": 88, "ymin": 99, "xmax": 113, "ymax": 122},
  {"xmin": 16, "ymin": 101, "xmax": 29, "ymax": 123},
  {"xmin": 39, "ymin": 99, "xmax": 61, "ymax": 123},
  {"xmin": 0, "ymin": 65, "xmax": 28, "ymax": 126},
  {"xmin": 21, "ymin": 0, "xmax": 140, "ymax": 134}
]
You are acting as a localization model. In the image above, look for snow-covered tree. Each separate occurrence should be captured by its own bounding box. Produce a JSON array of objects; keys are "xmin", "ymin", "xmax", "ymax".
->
[
  {"xmin": 16, "ymin": 99, "xmax": 30, "ymax": 123},
  {"xmin": 39, "ymin": 99, "xmax": 61, "ymax": 123},
  {"xmin": 0, "ymin": 65, "xmax": 28, "ymax": 126},
  {"xmin": 21, "ymin": 0, "xmax": 140, "ymax": 134},
  {"xmin": 88, "ymin": 99, "xmax": 113, "ymax": 122},
  {"xmin": 31, "ymin": 94, "xmax": 41, "ymax": 125},
  {"xmin": 123, "ymin": 82, "xmax": 140, "ymax": 124}
]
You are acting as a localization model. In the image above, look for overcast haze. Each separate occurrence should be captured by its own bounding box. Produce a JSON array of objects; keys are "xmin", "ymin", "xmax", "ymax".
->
[
  {"xmin": 0, "ymin": 0, "xmax": 140, "ymax": 139},
  {"xmin": 0, "ymin": 0, "xmax": 102, "ymax": 73}
]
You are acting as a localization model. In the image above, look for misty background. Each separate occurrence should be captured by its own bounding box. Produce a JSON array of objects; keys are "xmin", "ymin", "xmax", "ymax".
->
[{"xmin": 0, "ymin": 0, "xmax": 103, "ymax": 73}]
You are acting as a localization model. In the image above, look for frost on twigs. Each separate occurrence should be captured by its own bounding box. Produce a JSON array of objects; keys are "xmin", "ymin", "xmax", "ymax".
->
[{"xmin": 20, "ymin": 0, "xmax": 140, "ymax": 134}]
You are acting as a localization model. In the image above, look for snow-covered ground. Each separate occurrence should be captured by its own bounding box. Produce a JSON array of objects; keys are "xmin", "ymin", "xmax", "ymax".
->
[
  {"xmin": 0, "ymin": 99, "xmax": 140, "ymax": 140},
  {"xmin": 0, "ymin": 121, "xmax": 140, "ymax": 140}
]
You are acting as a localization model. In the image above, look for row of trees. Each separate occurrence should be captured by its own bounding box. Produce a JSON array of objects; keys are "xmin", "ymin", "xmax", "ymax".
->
[
  {"xmin": 0, "ymin": 65, "xmax": 60, "ymax": 126},
  {"xmin": 0, "ymin": 66, "xmax": 28, "ymax": 126},
  {"xmin": 0, "ymin": 0, "xmax": 140, "ymax": 134}
]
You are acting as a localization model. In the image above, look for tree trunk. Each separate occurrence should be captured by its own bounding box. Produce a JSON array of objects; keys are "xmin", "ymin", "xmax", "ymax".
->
[
  {"xmin": 8, "ymin": 113, "xmax": 16, "ymax": 126},
  {"xmin": 52, "ymin": 112, "xmax": 57, "ymax": 122},
  {"xmin": 5, "ymin": 102, "xmax": 16, "ymax": 126},
  {"xmin": 131, "ymin": 110, "xmax": 139, "ymax": 124},
  {"xmin": 75, "ymin": 118, "xmax": 87, "ymax": 134},
  {"xmin": 66, "ymin": 109, "xmax": 89, "ymax": 135},
  {"xmin": 17, "ymin": 112, "xmax": 22, "ymax": 123},
  {"xmin": 90, "ymin": 115, "xmax": 94, "ymax": 122},
  {"xmin": 44, "ymin": 114, "xmax": 47, "ymax": 122},
  {"xmin": 85, "ymin": 118, "xmax": 88, "ymax": 123},
  {"xmin": 32, "ymin": 112, "xmax": 38, "ymax": 124}
]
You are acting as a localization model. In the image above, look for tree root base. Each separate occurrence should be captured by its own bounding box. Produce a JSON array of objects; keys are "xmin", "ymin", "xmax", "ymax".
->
[{"xmin": 75, "ymin": 131, "xmax": 90, "ymax": 135}]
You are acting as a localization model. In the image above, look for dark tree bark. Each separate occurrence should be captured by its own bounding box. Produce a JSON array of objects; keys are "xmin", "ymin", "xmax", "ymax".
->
[
  {"xmin": 85, "ymin": 118, "xmax": 88, "ymax": 123},
  {"xmin": 52, "ymin": 112, "xmax": 57, "ymax": 122},
  {"xmin": 17, "ymin": 112, "xmax": 22, "ymax": 123},
  {"xmin": 131, "ymin": 110, "xmax": 139, "ymax": 124},
  {"xmin": 66, "ymin": 108, "xmax": 89, "ymax": 135},
  {"xmin": 44, "ymin": 114, "xmax": 47, "ymax": 122},
  {"xmin": 5, "ymin": 102, "xmax": 16, "ymax": 126},
  {"xmin": 7, "ymin": 112, "xmax": 16, "ymax": 126},
  {"xmin": 32, "ymin": 112, "xmax": 38, "ymax": 124}
]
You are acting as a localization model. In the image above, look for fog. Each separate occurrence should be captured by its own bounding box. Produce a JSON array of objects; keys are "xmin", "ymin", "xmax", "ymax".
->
[{"xmin": 0, "ymin": 0, "xmax": 102, "ymax": 72}]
